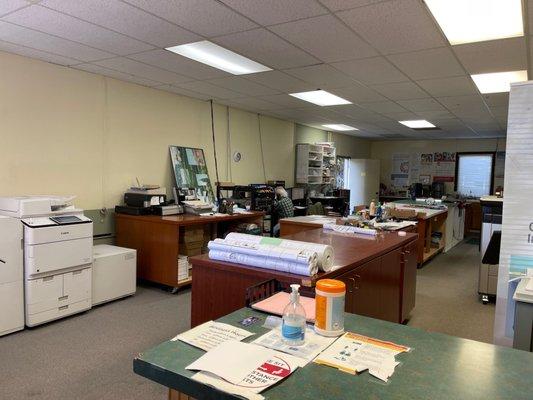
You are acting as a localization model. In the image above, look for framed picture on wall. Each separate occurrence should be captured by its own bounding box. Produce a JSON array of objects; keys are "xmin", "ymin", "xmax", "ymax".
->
[
  {"xmin": 419, "ymin": 175, "xmax": 431, "ymax": 184},
  {"xmin": 169, "ymin": 146, "xmax": 214, "ymax": 202}
]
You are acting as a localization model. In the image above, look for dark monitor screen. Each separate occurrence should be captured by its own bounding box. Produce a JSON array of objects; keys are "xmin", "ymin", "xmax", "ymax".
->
[{"xmin": 50, "ymin": 216, "xmax": 82, "ymax": 225}]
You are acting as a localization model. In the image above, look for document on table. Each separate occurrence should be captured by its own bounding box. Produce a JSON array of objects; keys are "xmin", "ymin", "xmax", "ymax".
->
[
  {"xmin": 252, "ymin": 326, "xmax": 337, "ymax": 363},
  {"xmin": 187, "ymin": 340, "xmax": 304, "ymax": 395},
  {"xmin": 171, "ymin": 321, "xmax": 254, "ymax": 351},
  {"xmin": 314, "ymin": 332, "xmax": 410, "ymax": 382}
]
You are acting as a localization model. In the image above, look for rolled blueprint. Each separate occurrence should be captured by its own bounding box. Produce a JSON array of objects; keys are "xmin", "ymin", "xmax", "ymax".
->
[
  {"xmin": 225, "ymin": 232, "xmax": 334, "ymax": 272},
  {"xmin": 208, "ymin": 249, "xmax": 319, "ymax": 276},
  {"xmin": 208, "ymin": 238, "xmax": 318, "ymax": 266},
  {"xmin": 323, "ymin": 223, "xmax": 377, "ymax": 236}
]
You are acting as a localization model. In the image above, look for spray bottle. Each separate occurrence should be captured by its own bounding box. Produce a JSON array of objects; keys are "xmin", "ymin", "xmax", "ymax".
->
[{"xmin": 281, "ymin": 284, "xmax": 307, "ymax": 346}]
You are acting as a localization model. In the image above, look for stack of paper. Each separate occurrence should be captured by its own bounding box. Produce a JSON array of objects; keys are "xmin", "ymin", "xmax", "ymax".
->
[
  {"xmin": 177, "ymin": 255, "xmax": 190, "ymax": 281},
  {"xmin": 314, "ymin": 332, "xmax": 409, "ymax": 382}
]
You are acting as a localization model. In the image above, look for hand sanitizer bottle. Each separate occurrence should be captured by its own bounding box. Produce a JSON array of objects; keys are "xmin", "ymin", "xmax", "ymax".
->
[{"xmin": 282, "ymin": 284, "xmax": 307, "ymax": 346}]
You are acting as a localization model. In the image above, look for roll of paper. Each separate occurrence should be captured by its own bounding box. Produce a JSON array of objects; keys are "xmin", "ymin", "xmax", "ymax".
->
[
  {"xmin": 208, "ymin": 249, "xmax": 318, "ymax": 276},
  {"xmin": 323, "ymin": 223, "xmax": 377, "ymax": 236},
  {"xmin": 225, "ymin": 233, "xmax": 334, "ymax": 272}
]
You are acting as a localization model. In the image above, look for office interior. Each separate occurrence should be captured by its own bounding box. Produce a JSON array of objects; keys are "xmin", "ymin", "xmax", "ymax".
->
[{"xmin": 0, "ymin": 1, "xmax": 531, "ymax": 399}]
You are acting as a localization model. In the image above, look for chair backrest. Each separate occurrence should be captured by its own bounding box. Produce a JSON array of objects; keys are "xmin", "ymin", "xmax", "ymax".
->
[{"xmin": 245, "ymin": 279, "xmax": 283, "ymax": 307}]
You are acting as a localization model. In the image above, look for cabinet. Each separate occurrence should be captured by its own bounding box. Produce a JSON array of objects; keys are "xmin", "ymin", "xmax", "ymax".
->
[
  {"xmin": 295, "ymin": 143, "xmax": 336, "ymax": 185},
  {"xmin": 337, "ymin": 244, "xmax": 416, "ymax": 323}
]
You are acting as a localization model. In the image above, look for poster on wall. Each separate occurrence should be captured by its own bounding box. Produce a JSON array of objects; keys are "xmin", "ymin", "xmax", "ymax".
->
[
  {"xmin": 392, "ymin": 153, "xmax": 410, "ymax": 174},
  {"xmin": 433, "ymin": 151, "xmax": 456, "ymax": 182},
  {"xmin": 169, "ymin": 146, "xmax": 215, "ymax": 201}
]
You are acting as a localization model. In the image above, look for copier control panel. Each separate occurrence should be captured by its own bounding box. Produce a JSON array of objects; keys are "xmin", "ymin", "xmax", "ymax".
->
[{"xmin": 22, "ymin": 214, "xmax": 91, "ymax": 228}]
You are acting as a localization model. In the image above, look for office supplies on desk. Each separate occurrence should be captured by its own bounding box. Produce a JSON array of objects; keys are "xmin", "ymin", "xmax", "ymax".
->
[
  {"xmin": 182, "ymin": 200, "xmax": 213, "ymax": 215},
  {"xmin": 251, "ymin": 292, "xmax": 316, "ymax": 322},
  {"xmin": 323, "ymin": 223, "xmax": 377, "ymax": 236}
]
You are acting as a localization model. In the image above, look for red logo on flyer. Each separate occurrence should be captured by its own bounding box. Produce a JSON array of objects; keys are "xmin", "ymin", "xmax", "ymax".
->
[{"xmin": 257, "ymin": 362, "xmax": 290, "ymax": 377}]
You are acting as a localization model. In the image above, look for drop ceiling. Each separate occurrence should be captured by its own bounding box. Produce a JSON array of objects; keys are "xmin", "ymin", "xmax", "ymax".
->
[{"xmin": 0, "ymin": 0, "xmax": 528, "ymax": 139}]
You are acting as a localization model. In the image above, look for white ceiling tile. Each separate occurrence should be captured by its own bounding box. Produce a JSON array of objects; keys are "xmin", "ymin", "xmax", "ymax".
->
[
  {"xmin": 453, "ymin": 37, "xmax": 527, "ymax": 74},
  {"xmin": 337, "ymin": 0, "xmax": 446, "ymax": 54},
  {"xmin": 329, "ymin": 83, "xmax": 387, "ymax": 103},
  {"xmin": 221, "ymin": 96, "xmax": 281, "ymax": 111},
  {"xmin": 0, "ymin": 1, "xmax": 28, "ymax": 17},
  {"xmin": 3, "ymin": 5, "xmax": 154, "ymax": 55},
  {"xmin": 436, "ymin": 95, "xmax": 487, "ymax": 113},
  {"xmin": 284, "ymin": 64, "xmax": 355, "ymax": 88},
  {"xmin": 397, "ymin": 98, "xmax": 446, "ymax": 112},
  {"xmin": 329, "ymin": 104, "xmax": 387, "ymax": 120},
  {"xmin": 94, "ymin": 57, "xmax": 191, "ymax": 84},
  {"xmin": 214, "ymin": 28, "xmax": 320, "ymax": 69},
  {"xmin": 123, "ymin": 0, "xmax": 257, "ymax": 37},
  {"xmin": 489, "ymin": 105, "xmax": 508, "ymax": 118},
  {"xmin": 378, "ymin": 111, "xmax": 420, "ymax": 120},
  {"xmin": 482, "ymin": 93, "xmax": 509, "ymax": 108},
  {"xmin": 474, "ymin": 131, "xmax": 505, "ymax": 138},
  {"xmin": 128, "ymin": 49, "xmax": 230, "ymax": 80},
  {"xmin": 331, "ymin": 57, "xmax": 408, "ymax": 84},
  {"xmin": 153, "ymin": 84, "xmax": 213, "ymax": 101},
  {"xmin": 415, "ymin": 110, "xmax": 455, "ymax": 120},
  {"xmin": 360, "ymin": 100, "xmax": 407, "ymax": 113},
  {"xmin": 416, "ymin": 76, "xmax": 477, "ymax": 97},
  {"xmin": 269, "ymin": 14, "xmax": 377, "ymax": 62},
  {"xmin": 319, "ymin": 0, "xmax": 384, "ymax": 12},
  {"xmin": 220, "ymin": 0, "xmax": 327, "ymax": 25},
  {"xmin": 387, "ymin": 47, "xmax": 465, "ymax": 80},
  {"xmin": 244, "ymin": 71, "xmax": 314, "ymax": 93},
  {"xmin": 258, "ymin": 94, "xmax": 316, "ymax": 108},
  {"xmin": 0, "ymin": 21, "xmax": 113, "ymax": 61},
  {"xmin": 40, "ymin": 0, "xmax": 201, "ymax": 48},
  {"xmin": 0, "ymin": 39, "xmax": 81, "ymax": 65},
  {"xmin": 206, "ymin": 76, "xmax": 279, "ymax": 96},
  {"xmin": 73, "ymin": 62, "xmax": 162, "ymax": 86},
  {"xmin": 174, "ymin": 80, "xmax": 246, "ymax": 99},
  {"xmin": 370, "ymin": 81, "xmax": 427, "ymax": 100}
]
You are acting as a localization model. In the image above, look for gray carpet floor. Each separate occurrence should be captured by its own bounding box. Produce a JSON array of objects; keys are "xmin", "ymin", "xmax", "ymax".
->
[
  {"xmin": 0, "ymin": 239, "xmax": 494, "ymax": 400},
  {"xmin": 408, "ymin": 238, "xmax": 496, "ymax": 343},
  {"xmin": 0, "ymin": 285, "xmax": 190, "ymax": 400}
]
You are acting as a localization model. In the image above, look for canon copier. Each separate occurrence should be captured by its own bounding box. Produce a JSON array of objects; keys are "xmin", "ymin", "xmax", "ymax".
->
[
  {"xmin": 0, "ymin": 196, "xmax": 93, "ymax": 327},
  {"xmin": 479, "ymin": 195, "xmax": 503, "ymax": 304}
]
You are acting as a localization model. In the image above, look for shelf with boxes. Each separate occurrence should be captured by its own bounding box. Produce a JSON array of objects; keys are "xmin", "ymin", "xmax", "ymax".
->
[{"xmin": 296, "ymin": 143, "xmax": 336, "ymax": 185}]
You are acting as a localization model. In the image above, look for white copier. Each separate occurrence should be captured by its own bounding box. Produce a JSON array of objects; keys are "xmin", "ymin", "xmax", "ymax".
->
[
  {"xmin": 0, "ymin": 196, "xmax": 93, "ymax": 327},
  {"xmin": 0, "ymin": 216, "xmax": 24, "ymax": 336}
]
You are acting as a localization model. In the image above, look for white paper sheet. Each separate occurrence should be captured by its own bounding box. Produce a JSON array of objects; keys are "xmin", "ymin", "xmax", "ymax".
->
[
  {"xmin": 252, "ymin": 327, "xmax": 337, "ymax": 363},
  {"xmin": 314, "ymin": 332, "xmax": 409, "ymax": 382},
  {"xmin": 186, "ymin": 341, "xmax": 305, "ymax": 386},
  {"xmin": 172, "ymin": 321, "xmax": 254, "ymax": 351},
  {"xmin": 323, "ymin": 223, "xmax": 377, "ymax": 236}
]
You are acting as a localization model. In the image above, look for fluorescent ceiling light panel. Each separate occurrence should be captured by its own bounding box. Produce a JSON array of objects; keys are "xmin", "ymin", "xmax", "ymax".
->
[
  {"xmin": 323, "ymin": 124, "xmax": 358, "ymax": 131},
  {"xmin": 471, "ymin": 70, "xmax": 527, "ymax": 94},
  {"xmin": 289, "ymin": 90, "xmax": 351, "ymax": 106},
  {"xmin": 425, "ymin": 0, "xmax": 523, "ymax": 45},
  {"xmin": 399, "ymin": 120, "xmax": 436, "ymax": 129},
  {"xmin": 165, "ymin": 40, "xmax": 271, "ymax": 75}
]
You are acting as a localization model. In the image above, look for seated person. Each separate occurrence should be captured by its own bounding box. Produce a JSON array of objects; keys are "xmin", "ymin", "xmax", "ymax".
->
[{"xmin": 272, "ymin": 186, "xmax": 294, "ymax": 237}]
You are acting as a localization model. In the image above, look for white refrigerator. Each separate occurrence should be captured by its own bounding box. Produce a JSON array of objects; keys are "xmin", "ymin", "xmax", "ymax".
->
[{"xmin": 347, "ymin": 159, "xmax": 380, "ymax": 211}]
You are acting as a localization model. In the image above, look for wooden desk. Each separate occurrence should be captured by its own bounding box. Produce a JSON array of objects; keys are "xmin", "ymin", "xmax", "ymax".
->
[
  {"xmin": 279, "ymin": 215, "xmax": 338, "ymax": 236},
  {"xmin": 190, "ymin": 228, "xmax": 418, "ymax": 327},
  {"xmin": 134, "ymin": 308, "xmax": 533, "ymax": 400},
  {"xmin": 115, "ymin": 212, "xmax": 264, "ymax": 289}
]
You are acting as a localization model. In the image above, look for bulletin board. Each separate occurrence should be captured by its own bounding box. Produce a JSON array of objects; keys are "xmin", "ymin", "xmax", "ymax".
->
[
  {"xmin": 391, "ymin": 152, "xmax": 457, "ymax": 188},
  {"xmin": 169, "ymin": 146, "xmax": 215, "ymax": 201}
]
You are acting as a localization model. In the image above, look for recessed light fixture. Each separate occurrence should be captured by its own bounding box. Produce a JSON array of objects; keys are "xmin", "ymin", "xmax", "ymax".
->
[
  {"xmin": 289, "ymin": 90, "xmax": 352, "ymax": 106},
  {"xmin": 165, "ymin": 40, "xmax": 271, "ymax": 75},
  {"xmin": 399, "ymin": 120, "xmax": 436, "ymax": 129},
  {"xmin": 471, "ymin": 70, "xmax": 527, "ymax": 94},
  {"xmin": 323, "ymin": 124, "xmax": 359, "ymax": 131},
  {"xmin": 425, "ymin": 0, "xmax": 523, "ymax": 45}
]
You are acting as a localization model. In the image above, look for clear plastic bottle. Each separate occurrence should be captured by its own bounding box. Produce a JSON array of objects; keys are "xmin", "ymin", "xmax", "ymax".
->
[{"xmin": 281, "ymin": 284, "xmax": 307, "ymax": 346}]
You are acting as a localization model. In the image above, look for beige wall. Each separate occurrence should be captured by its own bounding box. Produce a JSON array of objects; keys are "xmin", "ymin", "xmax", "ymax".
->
[
  {"xmin": 294, "ymin": 124, "xmax": 327, "ymax": 144},
  {"xmin": 331, "ymin": 132, "xmax": 371, "ymax": 159},
  {"xmin": 0, "ymin": 51, "xmax": 296, "ymax": 210},
  {"xmin": 370, "ymin": 138, "xmax": 506, "ymax": 190}
]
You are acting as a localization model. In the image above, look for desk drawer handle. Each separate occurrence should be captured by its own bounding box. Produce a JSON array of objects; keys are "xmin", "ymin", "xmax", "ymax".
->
[{"xmin": 347, "ymin": 277, "xmax": 356, "ymax": 292}]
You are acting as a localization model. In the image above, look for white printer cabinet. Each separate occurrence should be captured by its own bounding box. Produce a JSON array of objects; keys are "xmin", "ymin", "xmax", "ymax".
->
[
  {"xmin": 0, "ymin": 217, "xmax": 24, "ymax": 336},
  {"xmin": 92, "ymin": 245, "xmax": 136, "ymax": 306},
  {"xmin": 23, "ymin": 218, "xmax": 93, "ymax": 327}
]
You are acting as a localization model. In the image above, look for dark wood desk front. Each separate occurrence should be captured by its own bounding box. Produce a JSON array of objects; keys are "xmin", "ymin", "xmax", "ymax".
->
[
  {"xmin": 190, "ymin": 228, "xmax": 418, "ymax": 327},
  {"xmin": 115, "ymin": 212, "xmax": 264, "ymax": 288}
]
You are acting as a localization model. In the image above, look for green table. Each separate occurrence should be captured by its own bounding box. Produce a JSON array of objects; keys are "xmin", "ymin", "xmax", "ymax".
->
[{"xmin": 134, "ymin": 309, "xmax": 533, "ymax": 399}]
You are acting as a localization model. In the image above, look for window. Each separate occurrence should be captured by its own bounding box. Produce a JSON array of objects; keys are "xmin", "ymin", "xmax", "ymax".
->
[{"xmin": 455, "ymin": 153, "xmax": 494, "ymax": 197}]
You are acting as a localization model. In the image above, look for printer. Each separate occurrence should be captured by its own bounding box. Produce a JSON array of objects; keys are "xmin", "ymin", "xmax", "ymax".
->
[{"xmin": 0, "ymin": 196, "xmax": 93, "ymax": 327}]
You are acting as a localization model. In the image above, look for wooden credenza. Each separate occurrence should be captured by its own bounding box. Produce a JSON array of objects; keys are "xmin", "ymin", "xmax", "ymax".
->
[
  {"xmin": 190, "ymin": 228, "xmax": 418, "ymax": 327},
  {"xmin": 115, "ymin": 212, "xmax": 264, "ymax": 289}
]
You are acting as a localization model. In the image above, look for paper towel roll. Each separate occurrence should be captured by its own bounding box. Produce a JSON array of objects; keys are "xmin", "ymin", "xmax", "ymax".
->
[{"xmin": 225, "ymin": 233, "xmax": 334, "ymax": 272}]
